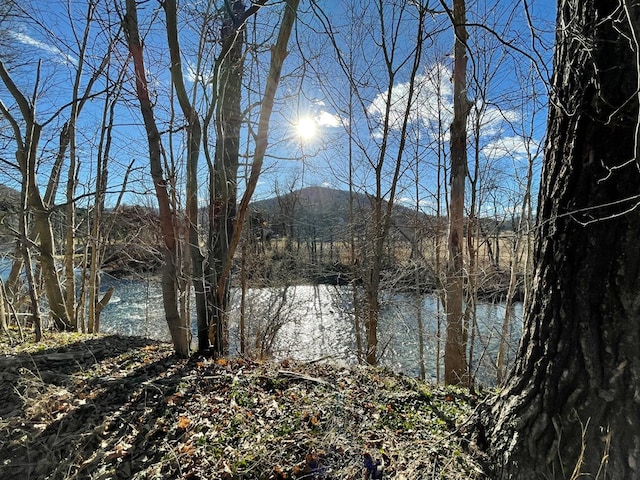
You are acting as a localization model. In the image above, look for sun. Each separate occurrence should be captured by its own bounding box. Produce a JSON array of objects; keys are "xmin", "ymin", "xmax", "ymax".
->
[{"xmin": 294, "ymin": 116, "xmax": 318, "ymax": 142}]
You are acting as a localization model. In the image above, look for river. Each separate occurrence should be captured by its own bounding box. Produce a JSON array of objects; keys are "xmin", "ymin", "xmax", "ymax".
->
[
  {"xmin": 1, "ymin": 258, "xmax": 522, "ymax": 383},
  {"xmin": 99, "ymin": 273, "xmax": 522, "ymax": 383}
]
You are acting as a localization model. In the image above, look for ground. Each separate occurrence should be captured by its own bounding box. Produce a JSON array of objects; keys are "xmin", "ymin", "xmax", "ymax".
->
[{"xmin": 0, "ymin": 331, "xmax": 487, "ymax": 479}]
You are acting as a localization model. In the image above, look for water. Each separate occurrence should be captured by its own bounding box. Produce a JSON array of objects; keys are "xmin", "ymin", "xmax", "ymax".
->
[
  {"xmin": 99, "ymin": 274, "xmax": 169, "ymax": 338},
  {"xmin": 1, "ymin": 257, "xmax": 523, "ymax": 382},
  {"xmin": 100, "ymin": 281, "xmax": 523, "ymax": 382}
]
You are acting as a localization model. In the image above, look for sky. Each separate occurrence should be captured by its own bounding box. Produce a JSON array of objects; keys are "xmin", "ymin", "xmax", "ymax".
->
[
  {"xmin": 0, "ymin": 0, "xmax": 557, "ymax": 219},
  {"xmin": 261, "ymin": 0, "xmax": 556, "ymax": 216}
]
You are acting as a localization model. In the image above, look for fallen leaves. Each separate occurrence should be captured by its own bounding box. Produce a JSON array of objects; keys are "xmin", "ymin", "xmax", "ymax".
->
[
  {"xmin": 177, "ymin": 415, "xmax": 191, "ymax": 430},
  {"xmin": 178, "ymin": 442, "xmax": 197, "ymax": 455},
  {"xmin": 105, "ymin": 442, "xmax": 131, "ymax": 461},
  {"xmin": 0, "ymin": 334, "xmax": 485, "ymax": 479}
]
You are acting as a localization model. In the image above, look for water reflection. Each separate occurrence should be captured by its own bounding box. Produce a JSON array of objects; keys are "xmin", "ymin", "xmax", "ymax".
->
[
  {"xmin": 98, "ymin": 278, "xmax": 522, "ymax": 383},
  {"xmin": 1, "ymin": 256, "xmax": 522, "ymax": 383}
]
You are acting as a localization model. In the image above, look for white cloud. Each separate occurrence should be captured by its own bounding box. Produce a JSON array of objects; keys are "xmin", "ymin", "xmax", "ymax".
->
[
  {"xmin": 8, "ymin": 30, "xmax": 77, "ymax": 66},
  {"xmin": 482, "ymin": 136, "xmax": 539, "ymax": 161},
  {"xmin": 472, "ymin": 104, "xmax": 520, "ymax": 137},
  {"xmin": 366, "ymin": 62, "xmax": 531, "ymax": 152},
  {"xmin": 367, "ymin": 62, "xmax": 453, "ymax": 136},
  {"xmin": 185, "ymin": 60, "xmax": 214, "ymax": 84},
  {"xmin": 316, "ymin": 110, "xmax": 343, "ymax": 127}
]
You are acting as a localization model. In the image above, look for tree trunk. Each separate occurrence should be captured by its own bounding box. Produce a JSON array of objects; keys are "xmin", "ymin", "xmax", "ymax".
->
[
  {"xmin": 486, "ymin": 1, "xmax": 640, "ymax": 477},
  {"xmin": 0, "ymin": 61, "xmax": 71, "ymax": 331},
  {"xmin": 162, "ymin": 0, "xmax": 207, "ymax": 353},
  {"xmin": 206, "ymin": 0, "xmax": 246, "ymax": 355},
  {"xmin": 123, "ymin": 0, "xmax": 190, "ymax": 357},
  {"xmin": 64, "ymin": 150, "xmax": 77, "ymax": 329},
  {"xmin": 0, "ymin": 279, "xmax": 8, "ymax": 337},
  {"xmin": 364, "ymin": 246, "xmax": 381, "ymax": 366},
  {"xmin": 444, "ymin": 0, "xmax": 470, "ymax": 386},
  {"xmin": 213, "ymin": 0, "xmax": 300, "ymax": 356},
  {"xmin": 88, "ymin": 78, "xmax": 116, "ymax": 333},
  {"xmin": 28, "ymin": 140, "xmax": 70, "ymax": 331},
  {"xmin": 18, "ymin": 182, "xmax": 42, "ymax": 341}
]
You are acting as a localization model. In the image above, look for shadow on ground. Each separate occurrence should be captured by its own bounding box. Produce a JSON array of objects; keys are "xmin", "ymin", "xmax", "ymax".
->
[
  {"xmin": 0, "ymin": 335, "xmax": 191, "ymax": 479},
  {"xmin": 0, "ymin": 333, "xmax": 487, "ymax": 479}
]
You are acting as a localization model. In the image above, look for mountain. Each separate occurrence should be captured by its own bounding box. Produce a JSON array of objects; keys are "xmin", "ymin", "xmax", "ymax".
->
[
  {"xmin": 249, "ymin": 185, "xmax": 436, "ymax": 242},
  {"xmin": 251, "ymin": 186, "xmax": 351, "ymax": 237}
]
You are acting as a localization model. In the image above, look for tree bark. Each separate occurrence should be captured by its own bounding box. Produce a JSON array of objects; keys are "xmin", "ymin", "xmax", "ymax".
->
[
  {"xmin": 161, "ymin": 0, "xmax": 208, "ymax": 353},
  {"xmin": 123, "ymin": 0, "xmax": 190, "ymax": 357},
  {"xmin": 486, "ymin": 1, "xmax": 640, "ymax": 477},
  {"xmin": 207, "ymin": 0, "xmax": 246, "ymax": 355},
  {"xmin": 444, "ymin": 0, "xmax": 470, "ymax": 385},
  {"xmin": 214, "ymin": 0, "xmax": 300, "ymax": 356},
  {"xmin": 0, "ymin": 279, "xmax": 9, "ymax": 338},
  {"xmin": 0, "ymin": 61, "xmax": 71, "ymax": 331}
]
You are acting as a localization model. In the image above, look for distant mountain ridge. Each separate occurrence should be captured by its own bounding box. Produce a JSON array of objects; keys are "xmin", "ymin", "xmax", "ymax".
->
[{"xmin": 250, "ymin": 185, "xmax": 433, "ymax": 242}]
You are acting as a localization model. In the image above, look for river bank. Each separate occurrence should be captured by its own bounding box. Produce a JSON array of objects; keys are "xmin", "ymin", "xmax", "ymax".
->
[
  {"xmin": 101, "ymin": 243, "xmax": 525, "ymax": 302},
  {"xmin": 0, "ymin": 332, "xmax": 487, "ymax": 479}
]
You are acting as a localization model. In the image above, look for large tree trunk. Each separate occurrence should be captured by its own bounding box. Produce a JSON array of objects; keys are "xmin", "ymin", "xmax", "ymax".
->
[
  {"xmin": 486, "ymin": 1, "xmax": 640, "ymax": 477},
  {"xmin": 162, "ymin": 0, "xmax": 208, "ymax": 353},
  {"xmin": 444, "ymin": 0, "xmax": 470, "ymax": 385},
  {"xmin": 209, "ymin": 0, "xmax": 300, "ymax": 357}
]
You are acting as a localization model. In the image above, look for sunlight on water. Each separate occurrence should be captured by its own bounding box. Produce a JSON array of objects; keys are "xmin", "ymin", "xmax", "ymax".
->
[
  {"xmin": 100, "ymin": 274, "xmax": 169, "ymax": 339},
  {"xmin": 252, "ymin": 285, "xmax": 358, "ymax": 363},
  {"xmin": 0, "ymin": 255, "xmax": 522, "ymax": 383}
]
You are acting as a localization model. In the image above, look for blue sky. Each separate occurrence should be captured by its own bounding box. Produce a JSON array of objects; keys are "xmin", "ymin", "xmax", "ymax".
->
[
  {"xmin": 258, "ymin": 0, "xmax": 555, "ymax": 216},
  {"xmin": 0, "ymin": 0, "xmax": 556, "ymax": 218}
]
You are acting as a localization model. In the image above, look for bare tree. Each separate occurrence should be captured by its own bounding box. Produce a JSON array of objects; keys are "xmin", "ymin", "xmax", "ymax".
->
[
  {"xmin": 86, "ymin": 62, "xmax": 130, "ymax": 334},
  {"xmin": 122, "ymin": 0, "xmax": 190, "ymax": 357},
  {"xmin": 442, "ymin": 0, "xmax": 471, "ymax": 385},
  {"xmin": 0, "ymin": 61, "xmax": 71, "ymax": 332},
  {"xmin": 212, "ymin": 0, "xmax": 300, "ymax": 356},
  {"xmin": 161, "ymin": 0, "xmax": 207, "ymax": 352},
  {"xmin": 312, "ymin": 0, "xmax": 430, "ymax": 366}
]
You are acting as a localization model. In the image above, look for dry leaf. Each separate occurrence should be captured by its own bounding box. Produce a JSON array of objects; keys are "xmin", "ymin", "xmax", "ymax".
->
[
  {"xmin": 167, "ymin": 393, "xmax": 184, "ymax": 406},
  {"xmin": 105, "ymin": 443, "xmax": 129, "ymax": 462},
  {"xmin": 273, "ymin": 465, "xmax": 287, "ymax": 479},
  {"xmin": 177, "ymin": 415, "xmax": 191, "ymax": 429},
  {"xmin": 178, "ymin": 443, "xmax": 196, "ymax": 455}
]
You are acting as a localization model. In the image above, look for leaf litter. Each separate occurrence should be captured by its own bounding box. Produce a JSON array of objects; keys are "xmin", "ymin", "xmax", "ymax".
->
[{"xmin": 0, "ymin": 332, "xmax": 488, "ymax": 479}]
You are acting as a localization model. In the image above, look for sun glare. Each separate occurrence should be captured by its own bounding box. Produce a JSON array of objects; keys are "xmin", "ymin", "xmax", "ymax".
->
[{"xmin": 295, "ymin": 116, "xmax": 317, "ymax": 142}]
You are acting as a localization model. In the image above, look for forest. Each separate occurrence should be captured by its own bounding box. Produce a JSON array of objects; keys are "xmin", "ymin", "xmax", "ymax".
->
[{"xmin": 1, "ymin": 0, "xmax": 640, "ymax": 478}]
